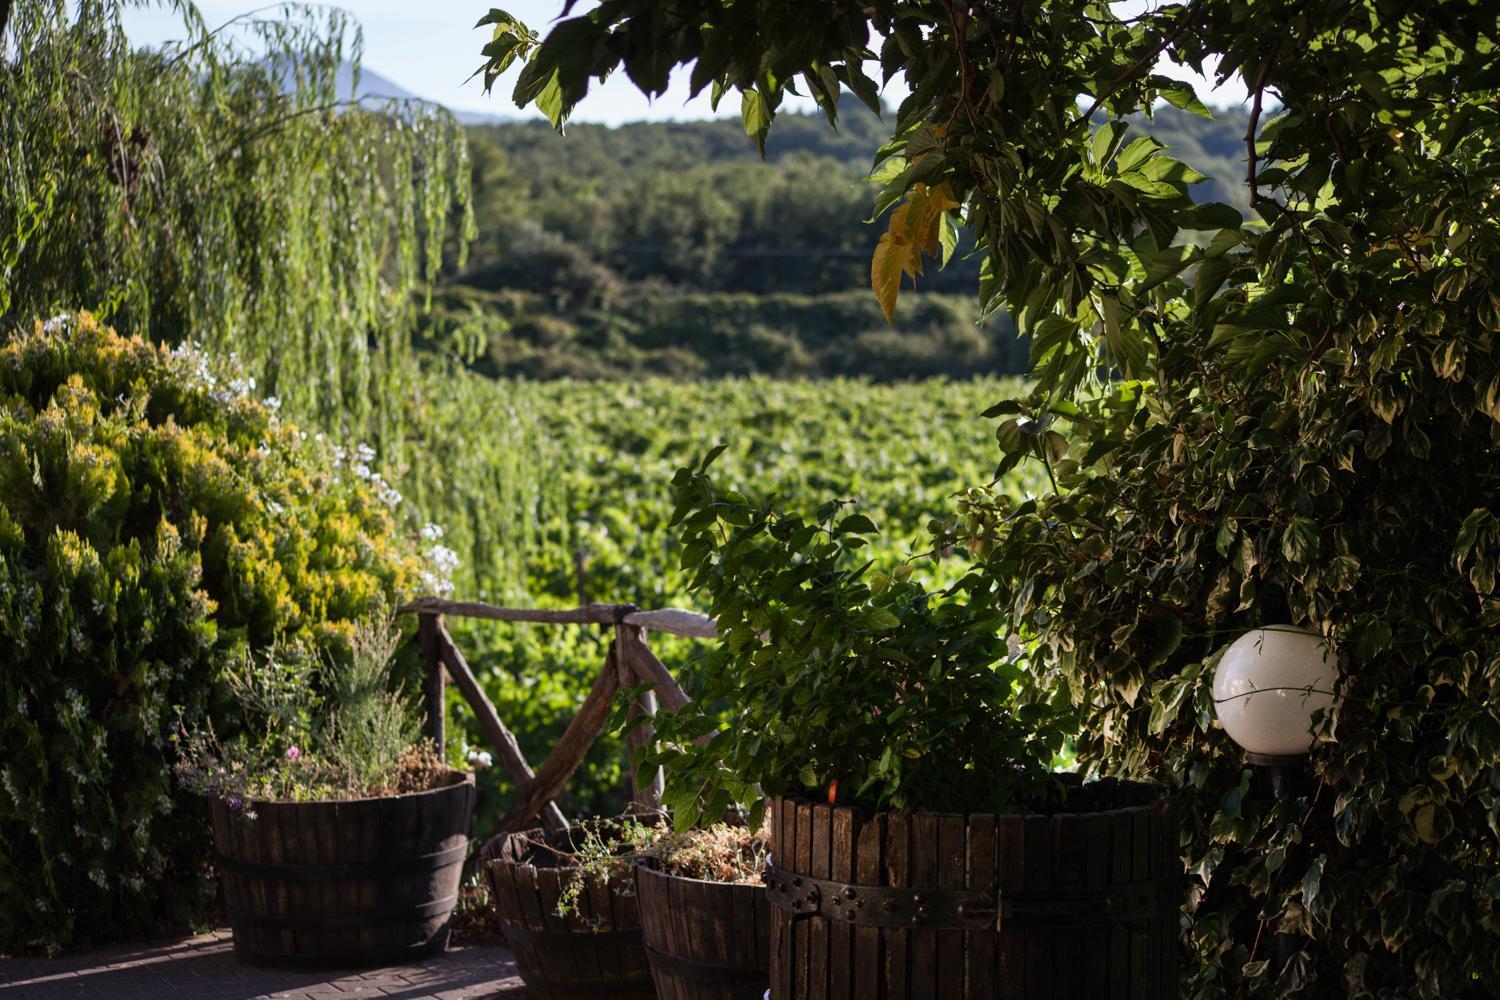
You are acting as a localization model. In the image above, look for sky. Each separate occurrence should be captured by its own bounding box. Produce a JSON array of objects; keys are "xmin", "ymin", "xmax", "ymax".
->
[{"xmin": 122, "ymin": 1, "xmax": 1250, "ymax": 126}]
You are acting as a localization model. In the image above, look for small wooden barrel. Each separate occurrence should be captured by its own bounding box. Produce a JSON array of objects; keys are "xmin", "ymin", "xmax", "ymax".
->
[
  {"xmin": 483, "ymin": 823, "xmax": 657, "ymax": 1000},
  {"xmin": 210, "ymin": 771, "xmax": 475, "ymax": 967},
  {"xmin": 635, "ymin": 858, "xmax": 770, "ymax": 999},
  {"xmin": 767, "ymin": 781, "xmax": 1180, "ymax": 999}
]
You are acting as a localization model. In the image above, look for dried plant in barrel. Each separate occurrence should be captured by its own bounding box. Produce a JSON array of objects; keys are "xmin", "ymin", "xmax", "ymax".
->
[{"xmin": 482, "ymin": 817, "xmax": 660, "ymax": 1000}]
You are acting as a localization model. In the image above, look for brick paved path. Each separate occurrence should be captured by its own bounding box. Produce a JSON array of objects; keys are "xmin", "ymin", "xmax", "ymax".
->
[{"xmin": 0, "ymin": 930, "xmax": 526, "ymax": 1000}]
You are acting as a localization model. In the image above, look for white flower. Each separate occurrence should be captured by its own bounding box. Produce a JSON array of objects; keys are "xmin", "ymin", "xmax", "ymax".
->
[
  {"xmin": 420, "ymin": 543, "xmax": 460, "ymax": 597},
  {"xmin": 266, "ymin": 500, "xmax": 285, "ymax": 516},
  {"xmin": 466, "ymin": 749, "xmax": 493, "ymax": 769},
  {"xmin": 420, "ymin": 522, "xmax": 445, "ymax": 542},
  {"xmin": 372, "ymin": 479, "xmax": 402, "ymax": 507},
  {"xmin": 263, "ymin": 396, "xmax": 281, "ymax": 411},
  {"xmin": 43, "ymin": 313, "xmax": 71, "ymax": 332}
]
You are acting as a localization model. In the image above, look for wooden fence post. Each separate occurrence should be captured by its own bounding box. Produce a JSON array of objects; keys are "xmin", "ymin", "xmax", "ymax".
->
[
  {"xmin": 429, "ymin": 618, "xmax": 569, "ymax": 834},
  {"xmin": 617, "ymin": 624, "xmax": 665, "ymax": 814},
  {"xmin": 418, "ymin": 613, "xmax": 445, "ymax": 749}
]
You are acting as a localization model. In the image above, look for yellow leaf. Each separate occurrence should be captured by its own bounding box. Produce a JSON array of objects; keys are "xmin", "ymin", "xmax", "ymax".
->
[
  {"xmin": 927, "ymin": 181, "xmax": 960, "ymax": 215},
  {"xmin": 870, "ymin": 183, "xmax": 961, "ymax": 324},
  {"xmin": 872, "ymin": 232, "xmax": 911, "ymax": 326}
]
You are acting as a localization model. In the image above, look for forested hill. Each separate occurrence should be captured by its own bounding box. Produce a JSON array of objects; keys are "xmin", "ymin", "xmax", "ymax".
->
[{"xmin": 423, "ymin": 100, "xmax": 1250, "ymax": 381}]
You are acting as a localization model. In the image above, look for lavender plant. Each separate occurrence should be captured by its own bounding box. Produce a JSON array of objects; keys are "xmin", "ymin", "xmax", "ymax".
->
[{"xmin": 174, "ymin": 618, "xmax": 440, "ymax": 811}]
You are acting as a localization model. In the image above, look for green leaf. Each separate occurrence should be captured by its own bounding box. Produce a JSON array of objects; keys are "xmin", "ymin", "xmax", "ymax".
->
[
  {"xmin": 1281, "ymin": 518, "xmax": 1321, "ymax": 567},
  {"xmin": 1090, "ymin": 120, "xmax": 1129, "ymax": 167},
  {"xmin": 740, "ymin": 88, "xmax": 773, "ymax": 155},
  {"xmin": 837, "ymin": 513, "xmax": 879, "ymax": 536},
  {"xmin": 1159, "ymin": 80, "xmax": 1213, "ymax": 119},
  {"xmin": 698, "ymin": 444, "xmax": 729, "ymax": 472},
  {"xmin": 995, "ymin": 418, "xmax": 1025, "ymax": 454},
  {"xmin": 1099, "ymin": 294, "xmax": 1147, "ymax": 377},
  {"xmin": 1185, "ymin": 202, "xmax": 1245, "ymax": 231},
  {"xmin": 1115, "ymin": 136, "xmax": 1163, "ymax": 174},
  {"xmin": 1194, "ymin": 255, "xmax": 1235, "ymax": 307},
  {"xmin": 1302, "ymin": 855, "xmax": 1326, "ymax": 908}
]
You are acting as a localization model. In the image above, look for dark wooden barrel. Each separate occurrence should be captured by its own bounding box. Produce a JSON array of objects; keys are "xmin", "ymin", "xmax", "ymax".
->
[
  {"xmin": 482, "ymin": 823, "xmax": 657, "ymax": 1000},
  {"xmin": 635, "ymin": 858, "xmax": 770, "ymax": 999},
  {"xmin": 766, "ymin": 781, "xmax": 1180, "ymax": 999},
  {"xmin": 209, "ymin": 770, "xmax": 475, "ymax": 967}
]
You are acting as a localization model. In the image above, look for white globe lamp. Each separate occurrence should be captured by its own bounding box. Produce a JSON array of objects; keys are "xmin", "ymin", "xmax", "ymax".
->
[{"xmin": 1212, "ymin": 625, "xmax": 1337, "ymax": 763}]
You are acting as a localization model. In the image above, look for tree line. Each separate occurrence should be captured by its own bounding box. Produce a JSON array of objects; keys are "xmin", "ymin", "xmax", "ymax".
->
[{"xmin": 430, "ymin": 99, "xmax": 1249, "ymax": 380}]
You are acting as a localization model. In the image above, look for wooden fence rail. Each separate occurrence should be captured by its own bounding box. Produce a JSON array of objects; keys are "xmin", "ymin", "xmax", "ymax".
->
[{"xmin": 399, "ymin": 599, "xmax": 715, "ymax": 833}]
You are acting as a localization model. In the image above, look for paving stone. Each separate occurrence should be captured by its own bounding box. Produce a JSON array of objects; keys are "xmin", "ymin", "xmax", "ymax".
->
[{"xmin": 0, "ymin": 930, "xmax": 523, "ymax": 1000}]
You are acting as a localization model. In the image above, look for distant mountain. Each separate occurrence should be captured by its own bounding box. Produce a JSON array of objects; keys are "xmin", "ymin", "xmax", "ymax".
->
[
  {"xmin": 269, "ymin": 60, "xmax": 513, "ymax": 124},
  {"xmin": 333, "ymin": 63, "xmax": 418, "ymax": 104}
]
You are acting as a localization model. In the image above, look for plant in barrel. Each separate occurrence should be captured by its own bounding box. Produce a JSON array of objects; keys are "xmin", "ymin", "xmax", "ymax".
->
[
  {"xmin": 176, "ymin": 619, "xmax": 476, "ymax": 967},
  {"xmin": 643, "ymin": 450, "xmax": 1181, "ymax": 999},
  {"xmin": 482, "ymin": 811, "xmax": 772, "ymax": 1000}
]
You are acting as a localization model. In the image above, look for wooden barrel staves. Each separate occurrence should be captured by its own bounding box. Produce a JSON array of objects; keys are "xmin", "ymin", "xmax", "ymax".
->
[
  {"xmin": 635, "ymin": 858, "xmax": 770, "ymax": 999},
  {"xmin": 766, "ymin": 782, "xmax": 1181, "ymax": 999},
  {"xmin": 483, "ymin": 824, "xmax": 657, "ymax": 1000},
  {"xmin": 210, "ymin": 771, "xmax": 476, "ymax": 967}
]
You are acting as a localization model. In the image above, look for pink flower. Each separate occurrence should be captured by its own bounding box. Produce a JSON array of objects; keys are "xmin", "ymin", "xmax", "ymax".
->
[{"xmin": 286, "ymin": 746, "xmax": 301, "ymax": 761}]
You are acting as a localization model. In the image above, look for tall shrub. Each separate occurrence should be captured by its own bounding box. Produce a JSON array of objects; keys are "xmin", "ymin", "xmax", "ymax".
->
[{"xmin": 0, "ymin": 314, "xmax": 433, "ymax": 952}]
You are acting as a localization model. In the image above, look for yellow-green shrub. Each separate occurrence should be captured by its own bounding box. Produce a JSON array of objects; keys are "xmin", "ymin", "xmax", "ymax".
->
[{"xmin": 0, "ymin": 314, "xmax": 431, "ymax": 952}]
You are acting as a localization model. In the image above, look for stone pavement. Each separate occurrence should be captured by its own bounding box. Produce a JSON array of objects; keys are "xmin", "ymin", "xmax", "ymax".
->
[{"xmin": 0, "ymin": 930, "xmax": 527, "ymax": 1000}]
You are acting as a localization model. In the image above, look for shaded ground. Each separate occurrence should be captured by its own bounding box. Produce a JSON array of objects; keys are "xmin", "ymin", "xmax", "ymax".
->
[{"xmin": 0, "ymin": 929, "xmax": 525, "ymax": 1000}]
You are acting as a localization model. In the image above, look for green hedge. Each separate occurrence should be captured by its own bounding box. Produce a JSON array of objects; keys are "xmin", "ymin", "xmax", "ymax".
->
[
  {"xmin": 418, "ymin": 286, "xmax": 1026, "ymax": 382},
  {"xmin": 0, "ymin": 315, "xmax": 428, "ymax": 953}
]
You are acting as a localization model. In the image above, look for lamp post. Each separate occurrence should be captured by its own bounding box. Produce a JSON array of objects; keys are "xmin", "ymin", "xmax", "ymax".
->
[{"xmin": 1212, "ymin": 625, "xmax": 1337, "ymax": 974}]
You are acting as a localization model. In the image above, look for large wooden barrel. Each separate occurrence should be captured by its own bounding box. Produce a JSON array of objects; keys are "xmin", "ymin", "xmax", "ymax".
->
[
  {"xmin": 209, "ymin": 771, "xmax": 475, "ymax": 967},
  {"xmin": 483, "ymin": 823, "xmax": 657, "ymax": 1000},
  {"xmin": 635, "ymin": 857, "xmax": 770, "ymax": 999},
  {"xmin": 766, "ymin": 781, "xmax": 1180, "ymax": 999}
]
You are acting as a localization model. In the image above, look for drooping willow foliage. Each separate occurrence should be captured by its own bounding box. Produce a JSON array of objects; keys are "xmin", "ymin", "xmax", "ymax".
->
[{"xmin": 0, "ymin": 0, "xmax": 474, "ymax": 448}]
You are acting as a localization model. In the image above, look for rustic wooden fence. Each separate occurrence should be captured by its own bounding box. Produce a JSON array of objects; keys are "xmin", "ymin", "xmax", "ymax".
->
[{"xmin": 398, "ymin": 597, "xmax": 714, "ymax": 835}]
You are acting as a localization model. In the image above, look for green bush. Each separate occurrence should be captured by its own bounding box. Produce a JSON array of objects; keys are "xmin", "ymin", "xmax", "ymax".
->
[
  {"xmin": 0, "ymin": 314, "xmax": 431, "ymax": 953},
  {"xmin": 972, "ymin": 317, "xmax": 1500, "ymax": 994}
]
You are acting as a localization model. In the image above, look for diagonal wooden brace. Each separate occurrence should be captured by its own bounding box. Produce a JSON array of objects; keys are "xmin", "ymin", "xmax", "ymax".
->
[
  {"xmin": 424, "ymin": 614, "xmax": 568, "ymax": 834},
  {"xmin": 496, "ymin": 642, "xmax": 620, "ymax": 832}
]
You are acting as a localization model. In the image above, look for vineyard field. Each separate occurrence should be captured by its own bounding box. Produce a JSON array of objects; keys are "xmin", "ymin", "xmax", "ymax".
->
[{"xmin": 405, "ymin": 373, "xmax": 1042, "ymax": 827}]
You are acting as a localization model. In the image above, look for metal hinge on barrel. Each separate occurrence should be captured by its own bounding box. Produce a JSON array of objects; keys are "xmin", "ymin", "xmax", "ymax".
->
[{"xmin": 763, "ymin": 863, "xmax": 1163, "ymax": 933}]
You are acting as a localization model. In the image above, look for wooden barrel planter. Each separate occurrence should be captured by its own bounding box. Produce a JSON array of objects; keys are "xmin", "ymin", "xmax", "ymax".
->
[
  {"xmin": 209, "ymin": 771, "xmax": 475, "ymax": 967},
  {"xmin": 765, "ymin": 781, "xmax": 1180, "ymax": 999},
  {"xmin": 635, "ymin": 857, "xmax": 771, "ymax": 999},
  {"xmin": 483, "ymin": 822, "xmax": 657, "ymax": 1000}
]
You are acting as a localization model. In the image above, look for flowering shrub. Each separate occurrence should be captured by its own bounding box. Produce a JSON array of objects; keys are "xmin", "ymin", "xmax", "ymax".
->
[{"xmin": 0, "ymin": 314, "xmax": 437, "ymax": 952}]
